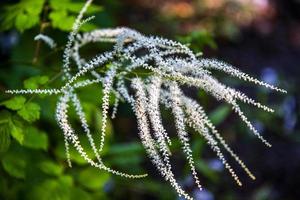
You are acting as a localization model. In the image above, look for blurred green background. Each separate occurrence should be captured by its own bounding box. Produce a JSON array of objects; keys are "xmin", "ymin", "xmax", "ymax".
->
[{"xmin": 0, "ymin": 0, "xmax": 299, "ymax": 200}]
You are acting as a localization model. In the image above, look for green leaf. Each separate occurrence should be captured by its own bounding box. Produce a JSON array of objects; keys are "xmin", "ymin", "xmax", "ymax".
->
[
  {"xmin": 23, "ymin": 127, "xmax": 48, "ymax": 150},
  {"xmin": 77, "ymin": 167, "xmax": 110, "ymax": 190},
  {"xmin": 0, "ymin": 111, "xmax": 24, "ymax": 146},
  {"xmin": 15, "ymin": 12, "xmax": 39, "ymax": 32},
  {"xmin": 24, "ymin": 75, "xmax": 49, "ymax": 89},
  {"xmin": 49, "ymin": 0, "xmax": 102, "ymax": 31},
  {"xmin": 1, "ymin": 0, "xmax": 45, "ymax": 32},
  {"xmin": 17, "ymin": 102, "xmax": 40, "ymax": 122},
  {"xmin": 2, "ymin": 149, "xmax": 27, "ymax": 179},
  {"xmin": 0, "ymin": 120, "xmax": 11, "ymax": 153},
  {"xmin": 49, "ymin": 10, "xmax": 75, "ymax": 31},
  {"xmin": 39, "ymin": 161, "xmax": 63, "ymax": 176},
  {"xmin": 1, "ymin": 96, "xmax": 26, "ymax": 111},
  {"xmin": 50, "ymin": 0, "xmax": 102, "ymax": 14},
  {"xmin": 49, "ymin": 10, "xmax": 97, "ymax": 32},
  {"xmin": 9, "ymin": 118, "xmax": 24, "ymax": 145},
  {"xmin": 27, "ymin": 176, "xmax": 73, "ymax": 200},
  {"xmin": 209, "ymin": 105, "xmax": 231, "ymax": 126}
]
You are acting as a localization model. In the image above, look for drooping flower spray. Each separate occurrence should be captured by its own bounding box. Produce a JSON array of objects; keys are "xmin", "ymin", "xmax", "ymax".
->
[{"xmin": 6, "ymin": 1, "xmax": 286, "ymax": 199}]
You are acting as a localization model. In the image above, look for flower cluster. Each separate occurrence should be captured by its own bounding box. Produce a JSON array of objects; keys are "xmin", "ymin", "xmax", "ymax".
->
[
  {"xmin": 34, "ymin": 34, "xmax": 57, "ymax": 49},
  {"xmin": 6, "ymin": 1, "xmax": 286, "ymax": 199}
]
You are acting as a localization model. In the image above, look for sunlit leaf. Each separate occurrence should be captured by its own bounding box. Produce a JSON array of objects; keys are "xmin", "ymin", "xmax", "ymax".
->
[
  {"xmin": 1, "ymin": 96, "xmax": 26, "ymax": 111},
  {"xmin": 0, "ymin": 111, "xmax": 25, "ymax": 146},
  {"xmin": 50, "ymin": 0, "xmax": 102, "ymax": 14},
  {"xmin": 49, "ymin": 10, "xmax": 76, "ymax": 31},
  {"xmin": 9, "ymin": 117, "xmax": 24, "ymax": 145},
  {"xmin": 0, "ymin": 0, "xmax": 45, "ymax": 32},
  {"xmin": 17, "ymin": 102, "xmax": 40, "ymax": 122},
  {"xmin": 49, "ymin": 0, "xmax": 102, "ymax": 31},
  {"xmin": 24, "ymin": 75, "xmax": 49, "ymax": 89},
  {"xmin": 15, "ymin": 12, "xmax": 39, "ymax": 32}
]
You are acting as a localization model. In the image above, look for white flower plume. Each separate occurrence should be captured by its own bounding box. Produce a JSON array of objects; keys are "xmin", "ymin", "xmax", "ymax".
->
[{"xmin": 5, "ymin": 0, "xmax": 286, "ymax": 199}]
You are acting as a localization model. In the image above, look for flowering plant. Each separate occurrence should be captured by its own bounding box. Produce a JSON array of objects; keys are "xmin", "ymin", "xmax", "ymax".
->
[{"xmin": 6, "ymin": 0, "xmax": 286, "ymax": 199}]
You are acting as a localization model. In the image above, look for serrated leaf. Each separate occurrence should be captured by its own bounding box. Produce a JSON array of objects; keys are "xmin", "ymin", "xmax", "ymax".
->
[
  {"xmin": 78, "ymin": 167, "xmax": 110, "ymax": 190},
  {"xmin": 39, "ymin": 161, "xmax": 63, "ymax": 176},
  {"xmin": 50, "ymin": 0, "xmax": 102, "ymax": 14},
  {"xmin": 0, "ymin": 111, "xmax": 24, "ymax": 149},
  {"xmin": 1, "ymin": 0, "xmax": 45, "ymax": 32},
  {"xmin": 49, "ymin": 10, "xmax": 75, "ymax": 31},
  {"xmin": 23, "ymin": 127, "xmax": 48, "ymax": 150},
  {"xmin": 49, "ymin": 10, "xmax": 97, "ymax": 32},
  {"xmin": 1, "ymin": 96, "xmax": 26, "ymax": 111},
  {"xmin": 9, "ymin": 118, "xmax": 24, "ymax": 145},
  {"xmin": 17, "ymin": 102, "xmax": 40, "ymax": 122},
  {"xmin": 15, "ymin": 12, "xmax": 39, "ymax": 32},
  {"xmin": 49, "ymin": 0, "xmax": 102, "ymax": 31},
  {"xmin": 2, "ymin": 149, "xmax": 27, "ymax": 179},
  {"xmin": 24, "ymin": 75, "xmax": 49, "ymax": 89}
]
